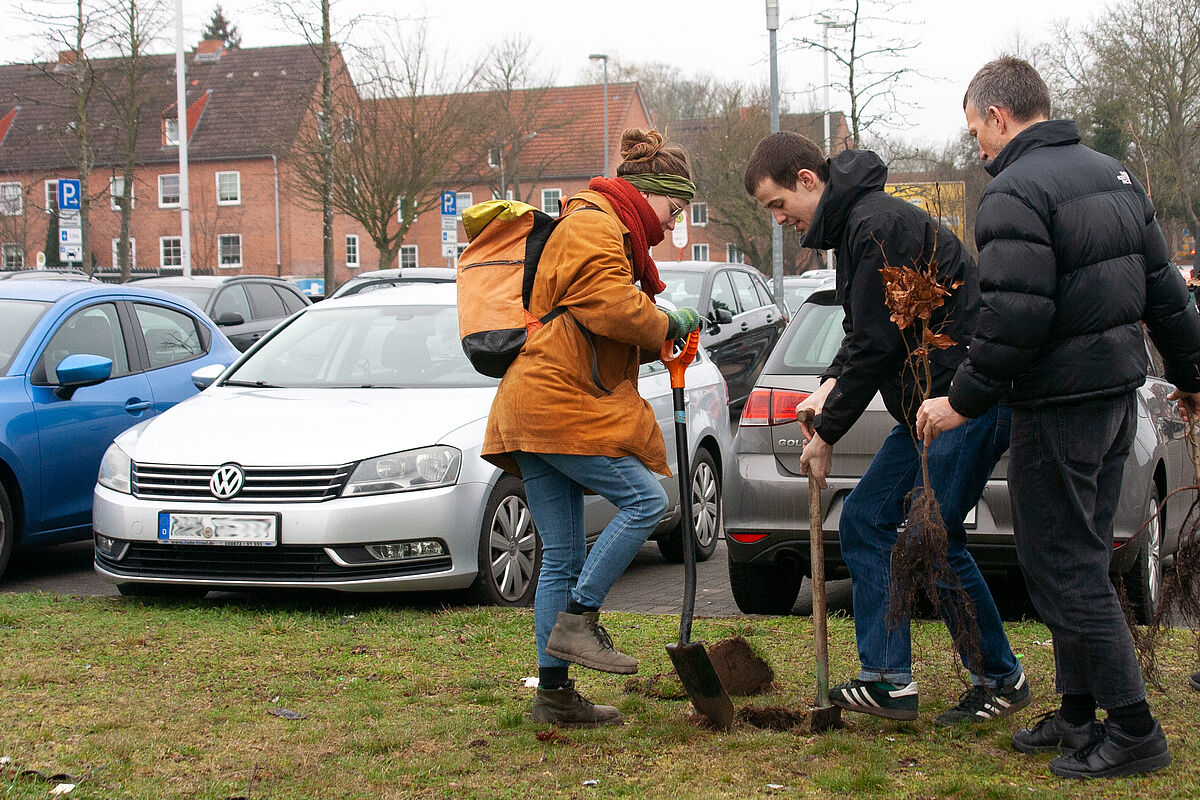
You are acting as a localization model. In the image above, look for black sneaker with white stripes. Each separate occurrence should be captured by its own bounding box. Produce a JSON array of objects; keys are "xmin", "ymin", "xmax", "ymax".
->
[
  {"xmin": 829, "ymin": 678, "xmax": 919, "ymax": 720},
  {"xmin": 934, "ymin": 673, "xmax": 1031, "ymax": 726}
]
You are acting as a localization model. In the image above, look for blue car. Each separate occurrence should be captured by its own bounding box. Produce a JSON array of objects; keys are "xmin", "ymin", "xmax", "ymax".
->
[{"xmin": 0, "ymin": 279, "xmax": 240, "ymax": 576}]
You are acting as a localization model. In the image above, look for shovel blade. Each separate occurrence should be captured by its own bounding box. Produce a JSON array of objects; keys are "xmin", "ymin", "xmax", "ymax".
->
[
  {"xmin": 809, "ymin": 703, "xmax": 843, "ymax": 733},
  {"xmin": 666, "ymin": 641, "xmax": 735, "ymax": 730}
]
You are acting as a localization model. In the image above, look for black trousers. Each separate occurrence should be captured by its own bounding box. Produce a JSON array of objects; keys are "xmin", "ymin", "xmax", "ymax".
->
[{"xmin": 1009, "ymin": 393, "xmax": 1147, "ymax": 710}]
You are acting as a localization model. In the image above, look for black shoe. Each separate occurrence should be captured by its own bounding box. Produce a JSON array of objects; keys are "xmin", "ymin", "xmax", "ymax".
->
[
  {"xmin": 934, "ymin": 673, "xmax": 1032, "ymax": 726},
  {"xmin": 1190, "ymin": 671, "xmax": 1200, "ymax": 693},
  {"xmin": 1049, "ymin": 720, "xmax": 1171, "ymax": 779},
  {"xmin": 828, "ymin": 678, "xmax": 918, "ymax": 721},
  {"xmin": 1011, "ymin": 710, "xmax": 1102, "ymax": 754}
]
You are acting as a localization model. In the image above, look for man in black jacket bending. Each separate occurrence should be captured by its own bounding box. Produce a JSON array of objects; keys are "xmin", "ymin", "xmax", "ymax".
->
[
  {"xmin": 919, "ymin": 56, "xmax": 1200, "ymax": 779},
  {"xmin": 744, "ymin": 131, "xmax": 1029, "ymax": 726}
]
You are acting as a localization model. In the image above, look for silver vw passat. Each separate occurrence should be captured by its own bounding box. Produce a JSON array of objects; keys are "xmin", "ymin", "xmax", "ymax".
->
[{"xmin": 93, "ymin": 283, "xmax": 731, "ymax": 605}]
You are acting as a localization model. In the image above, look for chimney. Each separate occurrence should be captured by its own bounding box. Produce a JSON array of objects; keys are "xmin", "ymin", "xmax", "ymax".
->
[
  {"xmin": 194, "ymin": 39, "xmax": 225, "ymax": 63},
  {"xmin": 54, "ymin": 50, "xmax": 79, "ymax": 71}
]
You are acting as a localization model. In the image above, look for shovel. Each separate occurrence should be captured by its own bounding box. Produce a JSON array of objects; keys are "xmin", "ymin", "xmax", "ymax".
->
[
  {"xmin": 798, "ymin": 408, "xmax": 842, "ymax": 732},
  {"xmin": 662, "ymin": 330, "xmax": 736, "ymax": 730}
]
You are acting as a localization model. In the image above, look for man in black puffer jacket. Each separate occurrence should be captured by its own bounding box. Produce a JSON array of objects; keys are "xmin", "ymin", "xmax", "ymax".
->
[
  {"xmin": 745, "ymin": 131, "xmax": 1029, "ymax": 726},
  {"xmin": 919, "ymin": 56, "xmax": 1200, "ymax": 780}
]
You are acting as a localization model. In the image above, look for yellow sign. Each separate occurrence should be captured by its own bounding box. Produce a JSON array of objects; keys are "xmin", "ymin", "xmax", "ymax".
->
[{"xmin": 885, "ymin": 182, "xmax": 967, "ymax": 242}]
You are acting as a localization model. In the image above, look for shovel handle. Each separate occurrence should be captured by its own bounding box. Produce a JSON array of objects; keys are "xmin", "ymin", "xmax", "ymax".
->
[
  {"xmin": 661, "ymin": 330, "xmax": 700, "ymax": 389},
  {"xmin": 799, "ymin": 409, "xmax": 831, "ymax": 707}
]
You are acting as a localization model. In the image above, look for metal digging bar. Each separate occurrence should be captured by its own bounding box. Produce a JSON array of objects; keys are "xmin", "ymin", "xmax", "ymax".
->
[{"xmin": 662, "ymin": 329, "xmax": 735, "ymax": 730}]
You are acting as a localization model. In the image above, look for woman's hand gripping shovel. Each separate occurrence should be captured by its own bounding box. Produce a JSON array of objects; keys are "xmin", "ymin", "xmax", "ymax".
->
[
  {"xmin": 661, "ymin": 331, "xmax": 735, "ymax": 730},
  {"xmin": 798, "ymin": 408, "xmax": 842, "ymax": 732}
]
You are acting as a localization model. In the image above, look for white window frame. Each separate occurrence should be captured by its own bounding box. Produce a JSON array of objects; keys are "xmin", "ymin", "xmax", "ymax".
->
[
  {"xmin": 0, "ymin": 182, "xmax": 23, "ymax": 216},
  {"xmin": 215, "ymin": 171, "xmax": 241, "ymax": 206},
  {"xmin": 109, "ymin": 177, "xmax": 134, "ymax": 211},
  {"xmin": 541, "ymin": 188, "xmax": 563, "ymax": 217},
  {"xmin": 158, "ymin": 173, "xmax": 181, "ymax": 208},
  {"xmin": 345, "ymin": 234, "xmax": 360, "ymax": 269},
  {"xmin": 455, "ymin": 192, "xmax": 472, "ymax": 220},
  {"xmin": 164, "ymin": 117, "xmax": 180, "ymax": 147},
  {"xmin": 691, "ymin": 202, "xmax": 708, "ymax": 227},
  {"xmin": 111, "ymin": 237, "xmax": 137, "ymax": 269},
  {"xmin": 399, "ymin": 245, "xmax": 418, "ymax": 268},
  {"xmin": 726, "ymin": 243, "xmax": 744, "ymax": 263},
  {"xmin": 691, "ymin": 243, "xmax": 709, "ymax": 261},
  {"xmin": 217, "ymin": 233, "xmax": 242, "ymax": 269},
  {"xmin": 159, "ymin": 236, "xmax": 182, "ymax": 268},
  {"xmin": 2, "ymin": 243, "xmax": 24, "ymax": 268},
  {"xmin": 44, "ymin": 180, "xmax": 56, "ymax": 213},
  {"xmin": 491, "ymin": 189, "xmax": 514, "ymax": 201}
]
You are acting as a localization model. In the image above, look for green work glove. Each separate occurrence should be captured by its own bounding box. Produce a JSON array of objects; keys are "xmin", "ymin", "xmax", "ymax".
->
[{"xmin": 664, "ymin": 307, "xmax": 701, "ymax": 340}]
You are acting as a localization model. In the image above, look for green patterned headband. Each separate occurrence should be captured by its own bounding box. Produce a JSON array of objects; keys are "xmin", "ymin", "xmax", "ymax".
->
[{"xmin": 622, "ymin": 173, "xmax": 696, "ymax": 201}]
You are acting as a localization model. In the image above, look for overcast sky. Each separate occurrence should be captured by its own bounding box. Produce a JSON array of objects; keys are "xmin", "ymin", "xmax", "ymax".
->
[{"xmin": 3, "ymin": 0, "xmax": 1105, "ymax": 150}]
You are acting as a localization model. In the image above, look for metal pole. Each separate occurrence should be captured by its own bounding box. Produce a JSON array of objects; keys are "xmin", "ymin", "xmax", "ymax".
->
[
  {"xmin": 590, "ymin": 54, "xmax": 610, "ymax": 177},
  {"xmin": 174, "ymin": 0, "xmax": 191, "ymax": 276},
  {"xmin": 823, "ymin": 25, "xmax": 831, "ymax": 155},
  {"xmin": 767, "ymin": 2, "xmax": 784, "ymax": 308}
]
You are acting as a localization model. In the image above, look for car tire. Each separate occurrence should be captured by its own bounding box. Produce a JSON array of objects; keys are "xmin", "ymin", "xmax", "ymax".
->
[
  {"xmin": 116, "ymin": 583, "xmax": 208, "ymax": 600},
  {"xmin": 1123, "ymin": 489, "xmax": 1164, "ymax": 625},
  {"xmin": 728, "ymin": 559, "xmax": 801, "ymax": 615},
  {"xmin": 468, "ymin": 475, "xmax": 541, "ymax": 607},
  {"xmin": 0, "ymin": 483, "xmax": 14, "ymax": 578},
  {"xmin": 657, "ymin": 448, "xmax": 721, "ymax": 563}
]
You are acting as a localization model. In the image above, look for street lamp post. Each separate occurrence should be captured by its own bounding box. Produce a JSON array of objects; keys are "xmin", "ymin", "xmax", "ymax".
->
[
  {"xmin": 589, "ymin": 53, "xmax": 609, "ymax": 176},
  {"xmin": 817, "ymin": 13, "xmax": 851, "ymax": 155},
  {"xmin": 766, "ymin": 1, "xmax": 784, "ymax": 306}
]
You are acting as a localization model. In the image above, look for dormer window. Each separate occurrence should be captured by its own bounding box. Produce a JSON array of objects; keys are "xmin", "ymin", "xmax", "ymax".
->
[{"xmin": 164, "ymin": 117, "xmax": 180, "ymax": 146}]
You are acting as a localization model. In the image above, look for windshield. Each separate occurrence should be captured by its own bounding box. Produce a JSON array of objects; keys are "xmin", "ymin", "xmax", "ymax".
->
[
  {"xmin": 765, "ymin": 297, "xmax": 846, "ymax": 374},
  {"xmin": 0, "ymin": 299, "xmax": 50, "ymax": 373},
  {"xmin": 154, "ymin": 285, "xmax": 213, "ymax": 307},
  {"xmin": 656, "ymin": 270, "xmax": 703, "ymax": 310},
  {"xmin": 226, "ymin": 303, "xmax": 498, "ymax": 388}
]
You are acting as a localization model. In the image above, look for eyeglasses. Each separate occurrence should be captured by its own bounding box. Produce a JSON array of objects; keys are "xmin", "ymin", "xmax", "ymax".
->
[{"xmin": 667, "ymin": 198, "xmax": 687, "ymax": 219}]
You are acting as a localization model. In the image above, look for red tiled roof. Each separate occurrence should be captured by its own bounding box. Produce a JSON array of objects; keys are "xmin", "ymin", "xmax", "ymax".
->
[{"xmin": 0, "ymin": 44, "xmax": 330, "ymax": 173}]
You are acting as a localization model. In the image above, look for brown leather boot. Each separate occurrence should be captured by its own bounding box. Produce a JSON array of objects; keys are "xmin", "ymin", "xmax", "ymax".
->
[
  {"xmin": 531, "ymin": 680, "xmax": 622, "ymax": 728},
  {"xmin": 545, "ymin": 611, "xmax": 638, "ymax": 674}
]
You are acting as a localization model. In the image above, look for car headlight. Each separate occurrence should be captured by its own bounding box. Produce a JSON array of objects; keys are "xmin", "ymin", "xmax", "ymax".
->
[
  {"xmin": 342, "ymin": 446, "xmax": 461, "ymax": 497},
  {"xmin": 97, "ymin": 443, "xmax": 132, "ymax": 494}
]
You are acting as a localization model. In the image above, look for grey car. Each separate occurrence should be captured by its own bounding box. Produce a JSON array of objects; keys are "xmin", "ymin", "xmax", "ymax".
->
[
  {"xmin": 724, "ymin": 288, "xmax": 1188, "ymax": 623},
  {"xmin": 134, "ymin": 276, "xmax": 310, "ymax": 351},
  {"xmin": 327, "ymin": 267, "xmax": 457, "ymax": 300}
]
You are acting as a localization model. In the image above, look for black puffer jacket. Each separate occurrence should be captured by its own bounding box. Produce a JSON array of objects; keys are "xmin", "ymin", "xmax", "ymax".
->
[
  {"xmin": 802, "ymin": 150, "xmax": 978, "ymax": 445},
  {"xmin": 948, "ymin": 120, "xmax": 1200, "ymax": 418}
]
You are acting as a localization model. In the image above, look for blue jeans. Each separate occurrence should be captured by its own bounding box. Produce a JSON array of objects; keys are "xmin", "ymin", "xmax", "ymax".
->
[
  {"xmin": 839, "ymin": 405, "xmax": 1023, "ymax": 689},
  {"xmin": 1009, "ymin": 395, "xmax": 1145, "ymax": 709},
  {"xmin": 513, "ymin": 452, "xmax": 669, "ymax": 669}
]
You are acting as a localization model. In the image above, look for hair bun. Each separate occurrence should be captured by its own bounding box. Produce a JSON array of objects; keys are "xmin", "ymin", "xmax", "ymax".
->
[{"xmin": 619, "ymin": 128, "xmax": 664, "ymax": 164}]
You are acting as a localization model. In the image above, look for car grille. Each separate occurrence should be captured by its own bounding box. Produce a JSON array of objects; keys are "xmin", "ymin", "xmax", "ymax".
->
[
  {"xmin": 132, "ymin": 463, "xmax": 353, "ymax": 503},
  {"xmin": 98, "ymin": 544, "xmax": 453, "ymax": 581}
]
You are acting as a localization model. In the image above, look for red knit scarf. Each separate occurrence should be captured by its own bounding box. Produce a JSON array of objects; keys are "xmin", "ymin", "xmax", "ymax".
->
[{"xmin": 588, "ymin": 176, "xmax": 666, "ymax": 302}]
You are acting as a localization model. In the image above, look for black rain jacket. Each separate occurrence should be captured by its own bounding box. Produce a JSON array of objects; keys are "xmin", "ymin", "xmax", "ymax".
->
[
  {"xmin": 947, "ymin": 120, "xmax": 1200, "ymax": 418},
  {"xmin": 802, "ymin": 149, "xmax": 978, "ymax": 445}
]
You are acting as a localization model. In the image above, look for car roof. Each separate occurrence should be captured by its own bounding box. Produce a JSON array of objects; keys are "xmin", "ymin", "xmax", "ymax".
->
[
  {"xmin": 135, "ymin": 275, "xmax": 288, "ymax": 287},
  {"xmin": 340, "ymin": 267, "xmax": 456, "ymax": 283},
  {"xmin": 657, "ymin": 261, "xmax": 756, "ymax": 272},
  {"xmin": 0, "ymin": 278, "xmax": 203, "ymax": 304},
  {"xmin": 782, "ymin": 270, "xmax": 836, "ymax": 284},
  {"xmin": 314, "ymin": 281, "xmax": 458, "ymax": 309}
]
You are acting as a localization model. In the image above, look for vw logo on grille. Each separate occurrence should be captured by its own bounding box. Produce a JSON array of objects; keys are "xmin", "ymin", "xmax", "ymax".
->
[{"xmin": 209, "ymin": 464, "xmax": 246, "ymax": 500}]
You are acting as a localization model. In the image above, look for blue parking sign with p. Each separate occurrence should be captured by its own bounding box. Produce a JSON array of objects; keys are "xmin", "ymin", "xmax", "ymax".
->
[
  {"xmin": 441, "ymin": 191, "xmax": 456, "ymax": 216},
  {"xmin": 58, "ymin": 179, "xmax": 81, "ymax": 211}
]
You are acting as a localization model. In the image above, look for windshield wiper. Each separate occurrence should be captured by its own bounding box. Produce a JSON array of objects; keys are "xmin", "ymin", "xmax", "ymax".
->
[{"xmin": 222, "ymin": 379, "xmax": 281, "ymax": 388}]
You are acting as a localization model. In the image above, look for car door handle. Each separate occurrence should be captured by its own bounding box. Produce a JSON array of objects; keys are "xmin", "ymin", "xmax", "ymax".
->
[
  {"xmin": 740, "ymin": 322, "xmax": 750, "ymax": 331},
  {"xmin": 125, "ymin": 399, "xmax": 152, "ymax": 413}
]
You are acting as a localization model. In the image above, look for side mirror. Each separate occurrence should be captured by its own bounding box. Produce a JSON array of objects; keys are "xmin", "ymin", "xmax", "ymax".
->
[
  {"xmin": 191, "ymin": 363, "xmax": 227, "ymax": 390},
  {"xmin": 53, "ymin": 353, "xmax": 113, "ymax": 400},
  {"xmin": 216, "ymin": 312, "xmax": 245, "ymax": 326},
  {"xmin": 706, "ymin": 306, "xmax": 734, "ymax": 332}
]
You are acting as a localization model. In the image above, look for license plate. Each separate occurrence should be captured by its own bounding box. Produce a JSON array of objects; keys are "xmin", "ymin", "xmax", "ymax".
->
[{"xmin": 157, "ymin": 512, "xmax": 278, "ymax": 546}]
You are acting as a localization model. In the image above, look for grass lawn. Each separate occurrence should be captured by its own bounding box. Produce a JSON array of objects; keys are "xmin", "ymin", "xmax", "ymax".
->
[{"xmin": 0, "ymin": 592, "xmax": 1197, "ymax": 799}]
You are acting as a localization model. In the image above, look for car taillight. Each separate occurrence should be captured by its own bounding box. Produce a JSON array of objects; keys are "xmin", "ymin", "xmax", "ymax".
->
[
  {"xmin": 728, "ymin": 532, "xmax": 769, "ymax": 544},
  {"xmin": 739, "ymin": 388, "xmax": 811, "ymax": 426}
]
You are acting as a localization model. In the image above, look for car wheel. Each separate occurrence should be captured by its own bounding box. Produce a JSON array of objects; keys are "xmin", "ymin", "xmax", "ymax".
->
[
  {"xmin": 116, "ymin": 583, "xmax": 208, "ymax": 600},
  {"xmin": 0, "ymin": 483, "xmax": 14, "ymax": 578},
  {"xmin": 469, "ymin": 475, "xmax": 541, "ymax": 607},
  {"xmin": 657, "ymin": 448, "xmax": 721, "ymax": 563},
  {"xmin": 728, "ymin": 559, "xmax": 801, "ymax": 615},
  {"xmin": 1123, "ymin": 489, "xmax": 1164, "ymax": 625}
]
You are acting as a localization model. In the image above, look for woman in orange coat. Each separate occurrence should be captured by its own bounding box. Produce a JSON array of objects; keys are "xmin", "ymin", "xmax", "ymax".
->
[{"xmin": 482, "ymin": 128, "xmax": 702, "ymax": 728}]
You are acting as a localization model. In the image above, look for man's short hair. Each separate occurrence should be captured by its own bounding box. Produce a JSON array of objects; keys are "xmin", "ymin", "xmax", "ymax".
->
[
  {"xmin": 963, "ymin": 55, "xmax": 1051, "ymax": 123},
  {"xmin": 743, "ymin": 131, "xmax": 829, "ymax": 196}
]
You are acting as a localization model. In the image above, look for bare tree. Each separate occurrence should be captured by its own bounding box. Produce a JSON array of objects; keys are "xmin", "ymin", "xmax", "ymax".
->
[
  {"xmin": 289, "ymin": 22, "xmax": 481, "ymax": 268},
  {"xmin": 1045, "ymin": 1, "xmax": 1200, "ymax": 267},
  {"xmin": 786, "ymin": 0, "xmax": 923, "ymax": 147},
  {"xmin": 589, "ymin": 59, "xmax": 719, "ymax": 131}
]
